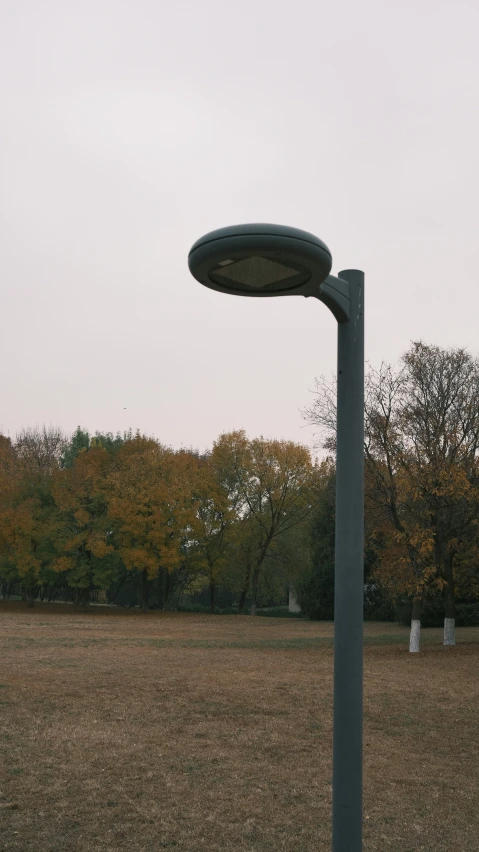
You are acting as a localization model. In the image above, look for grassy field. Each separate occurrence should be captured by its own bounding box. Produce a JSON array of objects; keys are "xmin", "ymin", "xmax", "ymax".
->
[{"xmin": 0, "ymin": 603, "xmax": 478, "ymax": 851}]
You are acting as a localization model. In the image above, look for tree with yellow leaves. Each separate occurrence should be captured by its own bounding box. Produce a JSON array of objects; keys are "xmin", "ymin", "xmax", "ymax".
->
[
  {"xmin": 0, "ymin": 428, "xmax": 67, "ymax": 606},
  {"xmin": 106, "ymin": 438, "xmax": 198, "ymax": 611},
  {"xmin": 0, "ymin": 436, "xmax": 22, "ymax": 599},
  {"xmin": 51, "ymin": 442, "xmax": 115, "ymax": 609},
  {"xmin": 184, "ymin": 448, "xmax": 237, "ymax": 613},
  {"xmin": 212, "ymin": 431, "xmax": 315, "ymax": 615},
  {"xmin": 304, "ymin": 341, "xmax": 479, "ymax": 651}
]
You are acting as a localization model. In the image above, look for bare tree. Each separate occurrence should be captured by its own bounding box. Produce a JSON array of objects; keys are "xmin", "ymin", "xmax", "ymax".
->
[
  {"xmin": 15, "ymin": 425, "xmax": 67, "ymax": 474},
  {"xmin": 302, "ymin": 341, "xmax": 479, "ymax": 651}
]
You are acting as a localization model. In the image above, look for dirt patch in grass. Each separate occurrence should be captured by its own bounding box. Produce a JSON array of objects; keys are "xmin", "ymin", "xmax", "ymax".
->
[{"xmin": 0, "ymin": 603, "xmax": 478, "ymax": 851}]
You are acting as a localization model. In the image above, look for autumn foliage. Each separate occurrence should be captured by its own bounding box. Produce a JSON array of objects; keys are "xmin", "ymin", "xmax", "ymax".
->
[
  {"xmin": 303, "ymin": 340, "xmax": 479, "ymax": 642},
  {"xmin": 0, "ymin": 427, "xmax": 317, "ymax": 614}
]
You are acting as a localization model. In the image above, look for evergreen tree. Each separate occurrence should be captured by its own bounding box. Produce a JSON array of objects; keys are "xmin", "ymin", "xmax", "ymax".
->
[
  {"xmin": 61, "ymin": 427, "xmax": 91, "ymax": 468},
  {"xmin": 296, "ymin": 460, "xmax": 335, "ymax": 620}
]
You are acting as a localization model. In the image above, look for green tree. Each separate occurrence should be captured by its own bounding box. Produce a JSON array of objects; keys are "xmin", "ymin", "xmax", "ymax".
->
[
  {"xmin": 0, "ymin": 436, "xmax": 21, "ymax": 599},
  {"xmin": 61, "ymin": 427, "xmax": 130, "ymax": 468},
  {"xmin": 60, "ymin": 426, "xmax": 91, "ymax": 468},
  {"xmin": 51, "ymin": 444, "xmax": 116, "ymax": 608},
  {"xmin": 186, "ymin": 449, "xmax": 236, "ymax": 613},
  {"xmin": 296, "ymin": 459, "xmax": 335, "ymax": 619},
  {"xmin": 1, "ymin": 427, "xmax": 67, "ymax": 606},
  {"xmin": 213, "ymin": 431, "xmax": 315, "ymax": 615}
]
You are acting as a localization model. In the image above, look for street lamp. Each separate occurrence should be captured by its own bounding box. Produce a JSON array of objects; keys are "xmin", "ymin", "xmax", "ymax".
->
[{"xmin": 188, "ymin": 223, "xmax": 364, "ymax": 852}]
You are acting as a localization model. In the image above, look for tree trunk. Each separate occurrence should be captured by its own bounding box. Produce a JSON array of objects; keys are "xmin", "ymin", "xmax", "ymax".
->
[
  {"xmin": 21, "ymin": 585, "xmax": 27, "ymax": 602},
  {"xmin": 250, "ymin": 566, "xmax": 261, "ymax": 616},
  {"xmin": 210, "ymin": 578, "xmax": 216, "ymax": 614},
  {"xmin": 164, "ymin": 569, "xmax": 170, "ymax": 608},
  {"xmin": 80, "ymin": 587, "xmax": 90, "ymax": 611},
  {"xmin": 409, "ymin": 596, "xmax": 422, "ymax": 653},
  {"xmin": 238, "ymin": 563, "xmax": 251, "ymax": 614},
  {"xmin": 140, "ymin": 569, "xmax": 150, "ymax": 613},
  {"xmin": 26, "ymin": 585, "xmax": 35, "ymax": 608},
  {"xmin": 157, "ymin": 568, "xmax": 165, "ymax": 611},
  {"xmin": 443, "ymin": 555, "xmax": 456, "ymax": 646},
  {"xmin": 444, "ymin": 585, "xmax": 456, "ymax": 646},
  {"xmin": 238, "ymin": 587, "xmax": 247, "ymax": 614}
]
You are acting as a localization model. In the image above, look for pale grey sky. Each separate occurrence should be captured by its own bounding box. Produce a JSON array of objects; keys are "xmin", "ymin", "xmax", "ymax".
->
[{"xmin": 1, "ymin": 0, "xmax": 478, "ymax": 453}]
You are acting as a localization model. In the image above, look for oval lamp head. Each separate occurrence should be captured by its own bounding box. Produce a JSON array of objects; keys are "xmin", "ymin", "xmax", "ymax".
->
[{"xmin": 188, "ymin": 223, "xmax": 332, "ymax": 297}]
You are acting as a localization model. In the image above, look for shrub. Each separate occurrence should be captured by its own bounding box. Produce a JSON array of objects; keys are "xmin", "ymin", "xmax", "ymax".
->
[
  {"xmin": 395, "ymin": 598, "xmax": 443, "ymax": 627},
  {"xmin": 175, "ymin": 603, "xmax": 305, "ymax": 617},
  {"xmin": 394, "ymin": 598, "xmax": 479, "ymax": 627},
  {"xmin": 256, "ymin": 607, "xmax": 305, "ymax": 619},
  {"xmin": 456, "ymin": 603, "xmax": 479, "ymax": 626},
  {"xmin": 296, "ymin": 565, "xmax": 334, "ymax": 621},
  {"xmin": 176, "ymin": 603, "xmax": 238, "ymax": 615},
  {"xmin": 364, "ymin": 584, "xmax": 395, "ymax": 622}
]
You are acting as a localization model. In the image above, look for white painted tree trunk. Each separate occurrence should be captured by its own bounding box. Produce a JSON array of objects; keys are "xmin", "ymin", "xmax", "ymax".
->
[
  {"xmin": 409, "ymin": 619, "xmax": 421, "ymax": 653},
  {"xmin": 443, "ymin": 617, "xmax": 456, "ymax": 646},
  {"xmin": 288, "ymin": 587, "xmax": 301, "ymax": 613}
]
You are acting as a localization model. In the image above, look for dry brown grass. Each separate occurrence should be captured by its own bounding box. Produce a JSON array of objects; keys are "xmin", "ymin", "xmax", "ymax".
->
[{"xmin": 0, "ymin": 602, "xmax": 478, "ymax": 851}]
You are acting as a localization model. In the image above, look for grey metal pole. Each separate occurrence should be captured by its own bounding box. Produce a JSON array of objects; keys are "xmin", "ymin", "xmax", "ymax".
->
[{"xmin": 332, "ymin": 269, "xmax": 365, "ymax": 852}]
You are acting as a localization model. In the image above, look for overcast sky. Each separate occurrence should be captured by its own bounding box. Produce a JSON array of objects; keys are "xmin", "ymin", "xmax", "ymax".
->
[{"xmin": 1, "ymin": 0, "xmax": 478, "ymax": 454}]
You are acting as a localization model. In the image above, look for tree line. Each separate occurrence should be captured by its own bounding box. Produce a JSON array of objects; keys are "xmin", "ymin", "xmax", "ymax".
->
[
  {"xmin": 0, "ymin": 427, "xmax": 317, "ymax": 616},
  {"xmin": 1, "ymin": 340, "xmax": 479, "ymax": 653}
]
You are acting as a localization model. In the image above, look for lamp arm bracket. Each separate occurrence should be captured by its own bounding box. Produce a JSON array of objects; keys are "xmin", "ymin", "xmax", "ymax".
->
[{"xmin": 312, "ymin": 274, "xmax": 351, "ymax": 323}]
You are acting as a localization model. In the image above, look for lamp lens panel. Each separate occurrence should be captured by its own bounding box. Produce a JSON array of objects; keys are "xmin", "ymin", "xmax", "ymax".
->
[{"xmin": 213, "ymin": 256, "xmax": 300, "ymax": 289}]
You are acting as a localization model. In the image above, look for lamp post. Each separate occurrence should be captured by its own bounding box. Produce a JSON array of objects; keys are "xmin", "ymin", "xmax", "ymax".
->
[{"xmin": 187, "ymin": 224, "xmax": 364, "ymax": 852}]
